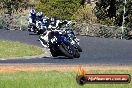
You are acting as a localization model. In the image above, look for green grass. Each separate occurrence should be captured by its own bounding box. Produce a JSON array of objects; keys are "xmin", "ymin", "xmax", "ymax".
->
[
  {"xmin": 0, "ymin": 40, "xmax": 43, "ymax": 58},
  {"xmin": 0, "ymin": 70, "xmax": 131, "ymax": 88}
]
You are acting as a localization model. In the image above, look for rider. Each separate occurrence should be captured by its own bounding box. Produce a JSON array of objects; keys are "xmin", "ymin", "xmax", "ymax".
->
[
  {"xmin": 39, "ymin": 16, "xmax": 59, "ymax": 48},
  {"xmin": 48, "ymin": 16, "xmax": 57, "ymax": 30},
  {"xmin": 36, "ymin": 12, "xmax": 43, "ymax": 21},
  {"xmin": 37, "ymin": 12, "xmax": 50, "ymax": 48},
  {"xmin": 39, "ymin": 17, "xmax": 77, "ymax": 48},
  {"xmin": 57, "ymin": 20, "xmax": 77, "ymax": 40},
  {"xmin": 28, "ymin": 9, "xmax": 37, "ymax": 32},
  {"xmin": 36, "ymin": 12, "xmax": 49, "ymax": 33}
]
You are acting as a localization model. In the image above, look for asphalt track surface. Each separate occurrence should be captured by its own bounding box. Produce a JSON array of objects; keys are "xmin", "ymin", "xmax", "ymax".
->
[{"xmin": 0, "ymin": 29, "xmax": 132, "ymax": 65}]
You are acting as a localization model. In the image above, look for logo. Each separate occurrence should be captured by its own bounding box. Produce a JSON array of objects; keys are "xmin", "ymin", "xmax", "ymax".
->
[{"xmin": 76, "ymin": 66, "xmax": 131, "ymax": 85}]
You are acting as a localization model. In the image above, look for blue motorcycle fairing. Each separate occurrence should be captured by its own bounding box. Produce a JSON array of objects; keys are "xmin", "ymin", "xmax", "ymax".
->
[
  {"xmin": 67, "ymin": 30, "xmax": 76, "ymax": 39},
  {"xmin": 52, "ymin": 34, "xmax": 71, "ymax": 45},
  {"xmin": 58, "ymin": 35, "xmax": 71, "ymax": 45}
]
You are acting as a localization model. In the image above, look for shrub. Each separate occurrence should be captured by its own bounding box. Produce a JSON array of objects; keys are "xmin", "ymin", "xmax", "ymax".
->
[
  {"xmin": 72, "ymin": 4, "xmax": 97, "ymax": 24},
  {"xmin": 35, "ymin": 0, "xmax": 82, "ymax": 20},
  {"xmin": 0, "ymin": 15, "xmax": 9, "ymax": 30}
]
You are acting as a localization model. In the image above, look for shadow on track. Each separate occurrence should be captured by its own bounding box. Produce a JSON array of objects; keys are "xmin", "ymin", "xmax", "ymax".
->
[
  {"xmin": 46, "ymin": 56, "xmax": 74, "ymax": 59},
  {"xmin": 0, "ymin": 56, "xmax": 76, "ymax": 64},
  {"xmin": 29, "ymin": 33, "xmax": 38, "ymax": 35}
]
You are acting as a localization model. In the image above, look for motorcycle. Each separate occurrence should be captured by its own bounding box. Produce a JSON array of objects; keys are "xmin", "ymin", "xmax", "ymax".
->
[
  {"xmin": 28, "ymin": 21, "xmax": 44, "ymax": 35},
  {"xmin": 66, "ymin": 30, "xmax": 82, "ymax": 52},
  {"xmin": 35, "ymin": 20, "xmax": 46, "ymax": 35},
  {"xmin": 39, "ymin": 28, "xmax": 80, "ymax": 58},
  {"xmin": 28, "ymin": 23, "xmax": 37, "ymax": 33},
  {"xmin": 28, "ymin": 18, "xmax": 49, "ymax": 35},
  {"xmin": 59, "ymin": 21, "xmax": 82, "ymax": 52},
  {"xmin": 48, "ymin": 29, "xmax": 80, "ymax": 58}
]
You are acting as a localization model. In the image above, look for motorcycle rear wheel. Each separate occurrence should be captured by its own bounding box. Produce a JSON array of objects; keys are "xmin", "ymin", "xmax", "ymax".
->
[
  {"xmin": 50, "ymin": 49, "xmax": 58, "ymax": 57},
  {"xmin": 37, "ymin": 29, "xmax": 44, "ymax": 35}
]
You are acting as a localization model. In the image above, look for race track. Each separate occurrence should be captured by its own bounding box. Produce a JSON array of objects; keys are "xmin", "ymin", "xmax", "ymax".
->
[{"xmin": 0, "ymin": 29, "xmax": 132, "ymax": 65}]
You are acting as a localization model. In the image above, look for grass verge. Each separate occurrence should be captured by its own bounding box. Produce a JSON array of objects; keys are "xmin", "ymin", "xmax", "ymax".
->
[
  {"xmin": 0, "ymin": 40, "xmax": 43, "ymax": 58},
  {"xmin": 0, "ymin": 70, "xmax": 131, "ymax": 88}
]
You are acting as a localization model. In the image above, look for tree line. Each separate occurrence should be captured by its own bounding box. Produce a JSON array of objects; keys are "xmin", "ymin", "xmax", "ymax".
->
[
  {"xmin": 94, "ymin": 0, "xmax": 132, "ymax": 28},
  {"xmin": 0, "ymin": 0, "xmax": 131, "ymax": 28}
]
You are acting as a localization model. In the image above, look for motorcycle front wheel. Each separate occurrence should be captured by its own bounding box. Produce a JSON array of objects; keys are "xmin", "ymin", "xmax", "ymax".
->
[
  {"xmin": 58, "ymin": 43, "xmax": 74, "ymax": 59},
  {"xmin": 74, "ymin": 49, "xmax": 80, "ymax": 58},
  {"xmin": 77, "ymin": 45, "xmax": 82, "ymax": 52}
]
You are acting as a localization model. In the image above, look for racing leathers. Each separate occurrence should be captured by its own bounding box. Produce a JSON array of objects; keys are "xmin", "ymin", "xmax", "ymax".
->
[{"xmin": 28, "ymin": 13, "xmax": 37, "ymax": 32}]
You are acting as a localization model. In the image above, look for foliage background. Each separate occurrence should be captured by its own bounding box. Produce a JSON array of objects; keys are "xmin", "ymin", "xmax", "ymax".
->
[
  {"xmin": 0, "ymin": 0, "xmax": 131, "ymax": 28},
  {"xmin": 0, "ymin": 0, "xmax": 131, "ymax": 39},
  {"xmin": 35, "ymin": 0, "xmax": 83, "ymax": 20},
  {"xmin": 94, "ymin": 0, "xmax": 132, "ymax": 28}
]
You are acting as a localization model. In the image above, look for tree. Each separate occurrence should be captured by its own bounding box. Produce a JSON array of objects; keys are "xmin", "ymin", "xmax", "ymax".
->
[
  {"xmin": 0, "ymin": 0, "xmax": 33, "ymax": 30},
  {"xmin": 123, "ymin": 0, "xmax": 132, "ymax": 28},
  {"xmin": 94, "ymin": 0, "xmax": 132, "ymax": 28},
  {"xmin": 72, "ymin": 4, "xmax": 97, "ymax": 23},
  {"xmin": 0, "ymin": 0, "xmax": 33, "ymax": 15}
]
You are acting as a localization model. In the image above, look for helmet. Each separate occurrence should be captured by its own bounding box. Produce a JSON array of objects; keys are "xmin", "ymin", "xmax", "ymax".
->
[
  {"xmin": 50, "ymin": 16, "xmax": 57, "ymax": 22},
  {"xmin": 40, "ymin": 12, "xmax": 43, "ymax": 16},
  {"xmin": 30, "ymin": 9, "xmax": 36, "ymax": 15},
  {"xmin": 37, "ymin": 12, "xmax": 43, "ymax": 21},
  {"xmin": 37, "ymin": 12, "xmax": 43, "ymax": 17}
]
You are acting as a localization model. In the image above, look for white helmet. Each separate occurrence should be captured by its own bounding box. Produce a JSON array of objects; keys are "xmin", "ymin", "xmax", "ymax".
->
[{"xmin": 30, "ymin": 9, "xmax": 36, "ymax": 15}]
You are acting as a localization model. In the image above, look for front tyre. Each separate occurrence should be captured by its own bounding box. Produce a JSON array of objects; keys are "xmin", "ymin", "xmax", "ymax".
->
[
  {"xmin": 74, "ymin": 49, "xmax": 80, "ymax": 58},
  {"xmin": 77, "ymin": 45, "xmax": 82, "ymax": 52}
]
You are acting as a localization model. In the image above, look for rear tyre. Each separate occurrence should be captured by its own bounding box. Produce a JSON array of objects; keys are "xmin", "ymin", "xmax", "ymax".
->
[
  {"xmin": 50, "ymin": 49, "xmax": 57, "ymax": 57},
  {"xmin": 37, "ymin": 30, "xmax": 41, "ymax": 35},
  {"xmin": 33, "ymin": 30, "xmax": 37, "ymax": 33},
  {"xmin": 28, "ymin": 28, "xmax": 31, "ymax": 32},
  {"xmin": 37, "ymin": 29, "xmax": 44, "ymax": 35},
  {"xmin": 59, "ymin": 43, "xmax": 74, "ymax": 59}
]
